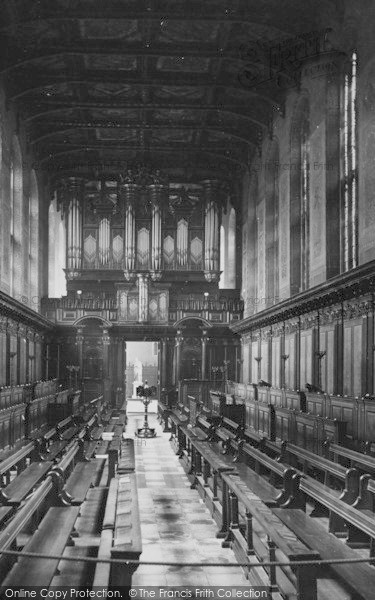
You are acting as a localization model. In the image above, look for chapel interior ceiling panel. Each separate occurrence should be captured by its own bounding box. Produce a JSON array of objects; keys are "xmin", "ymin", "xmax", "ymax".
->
[{"xmin": 0, "ymin": 0, "xmax": 343, "ymax": 190}]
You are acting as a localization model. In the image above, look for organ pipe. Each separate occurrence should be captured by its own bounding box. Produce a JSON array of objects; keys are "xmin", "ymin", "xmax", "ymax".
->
[
  {"xmin": 202, "ymin": 180, "xmax": 221, "ymax": 274},
  {"xmin": 149, "ymin": 184, "xmax": 167, "ymax": 271},
  {"xmin": 177, "ymin": 219, "xmax": 188, "ymax": 266},
  {"xmin": 99, "ymin": 218, "xmax": 110, "ymax": 265},
  {"xmin": 65, "ymin": 178, "xmax": 84, "ymax": 270},
  {"xmin": 122, "ymin": 184, "xmax": 138, "ymax": 271}
]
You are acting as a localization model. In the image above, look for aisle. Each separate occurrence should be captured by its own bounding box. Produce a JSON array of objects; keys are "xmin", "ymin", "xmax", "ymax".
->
[{"xmin": 128, "ymin": 413, "xmax": 249, "ymax": 587}]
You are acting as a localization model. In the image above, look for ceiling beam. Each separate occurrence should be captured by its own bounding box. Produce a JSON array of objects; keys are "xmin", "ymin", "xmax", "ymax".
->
[
  {"xmin": 0, "ymin": 7, "xmax": 293, "ymax": 32},
  {"xmin": 22, "ymin": 102, "xmax": 271, "ymax": 126},
  {"xmin": 36, "ymin": 144, "xmax": 248, "ymax": 167},
  {"xmin": 0, "ymin": 42, "xmax": 263, "ymax": 74},
  {"xmin": 9, "ymin": 71, "xmax": 273, "ymax": 102},
  {"xmin": 29, "ymin": 123, "xmax": 257, "ymax": 146}
]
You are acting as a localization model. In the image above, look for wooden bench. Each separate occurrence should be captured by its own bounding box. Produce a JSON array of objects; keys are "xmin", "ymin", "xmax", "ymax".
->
[
  {"xmin": 3, "ymin": 506, "xmax": 80, "ymax": 587},
  {"xmin": 240, "ymin": 442, "xmax": 295, "ymax": 500},
  {"xmin": 107, "ymin": 437, "xmax": 121, "ymax": 483},
  {"xmin": 91, "ymin": 425, "xmax": 104, "ymax": 440},
  {"xmin": 43, "ymin": 437, "xmax": 72, "ymax": 462},
  {"xmin": 188, "ymin": 415, "xmax": 215, "ymax": 442},
  {"xmin": 0, "ymin": 461, "xmax": 54, "ymax": 505},
  {"xmin": 273, "ymin": 507, "xmax": 375, "ymax": 600},
  {"xmin": 94, "ymin": 474, "xmax": 142, "ymax": 587},
  {"xmin": 93, "ymin": 478, "xmax": 118, "ymax": 587},
  {"xmin": 0, "ymin": 506, "xmax": 14, "ymax": 528},
  {"xmin": 178, "ymin": 424, "xmax": 207, "ymax": 462},
  {"xmin": 64, "ymin": 460, "xmax": 100, "ymax": 504},
  {"xmin": 180, "ymin": 435, "xmax": 237, "ymax": 525},
  {"xmin": 234, "ymin": 463, "xmax": 289, "ymax": 508},
  {"xmin": 221, "ymin": 471, "xmax": 319, "ymax": 600},
  {"xmin": 169, "ymin": 403, "xmax": 189, "ymax": 435},
  {"xmin": 325, "ymin": 441, "xmax": 375, "ymax": 474},
  {"xmin": 157, "ymin": 400, "xmax": 171, "ymax": 432},
  {"xmin": 298, "ymin": 474, "xmax": 375, "ymax": 548},
  {"xmin": 83, "ymin": 439, "xmax": 99, "ymax": 460},
  {"xmin": 50, "ymin": 439, "xmax": 85, "ymax": 496},
  {"xmin": 280, "ymin": 441, "xmax": 360, "ymax": 497},
  {"xmin": 54, "ymin": 415, "xmax": 74, "ymax": 438},
  {"xmin": 61, "ymin": 425, "xmax": 80, "ymax": 442},
  {"xmin": 0, "ymin": 441, "xmax": 40, "ymax": 486},
  {"xmin": 118, "ymin": 439, "xmax": 135, "ymax": 474},
  {"xmin": 186, "ymin": 437, "xmax": 236, "ymax": 483},
  {"xmin": 0, "ymin": 470, "xmax": 64, "ymax": 580},
  {"xmin": 215, "ymin": 417, "xmax": 244, "ymax": 454}
]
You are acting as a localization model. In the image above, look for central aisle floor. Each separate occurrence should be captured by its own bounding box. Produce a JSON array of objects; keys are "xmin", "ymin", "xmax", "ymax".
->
[{"xmin": 128, "ymin": 414, "xmax": 249, "ymax": 587}]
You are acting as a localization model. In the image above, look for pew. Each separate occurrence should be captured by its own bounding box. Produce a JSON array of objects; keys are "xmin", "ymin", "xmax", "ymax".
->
[
  {"xmin": 44, "ymin": 437, "xmax": 73, "ymax": 462},
  {"xmin": 41, "ymin": 415, "xmax": 74, "ymax": 449},
  {"xmin": 0, "ymin": 506, "xmax": 14, "ymax": 528},
  {"xmin": 215, "ymin": 417, "xmax": 244, "ymax": 454},
  {"xmin": 0, "ymin": 461, "xmax": 54, "ymax": 505},
  {"xmin": 83, "ymin": 439, "xmax": 99, "ymax": 460},
  {"xmin": 2, "ymin": 506, "xmax": 80, "ymax": 587},
  {"xmin": 94, "ymin": 474, "xmax": 142, "ymax": 587},
  {"xmin": 157, "ymin": 397, "xmax": 171, "ymax": 432},
  {"xmin": 280, "ymin": 441, "xmax": 358, "ymax": 491},
  {"xmin": 297, "ymin": 474, "xmax": 375, "ymax": 549},
  {"xmin": 91, "ymin": 425, "xmax": 104, "ymax": 440},
  {"xmin": 118, "ymin": 439, "xmax": 135, "ymax": 474},
  {"xmin": 55, "ymin": 415, "xmax": 75, "ymax": 439},
  {"xmin": 0, "ymin": 470, "xmax": 65, "ymax": 581},
  {"xmin": 273, "ymin": 508, "xmax": 375, "ymax": 600},
  {"xmin": 93, "ymin": 478, "xmax": 118, "ymax": 587},
  {"xmin": 188, "ymin": 415, "xmax": 215, "ymax": 441},
  {"xmin": 240, "ymin": 442, "xmax": 289, "ymax": 487},
  {"xmin": 0, "ymin": 440, "xmax": 41, "ymax": 486},
  {"xmin": 51, "ymin": 439, "xmax": 85, "ymax": 496},
  {"xmin": 221, "ymin": 471, "xmax": 319, "ymax": 600},
  {"xmin": 325, "ymin": 441, "xmax": 375, "ymax": 474},
  {"xmin": 64, "ymin": 460, "xmax": 100, "ymax": 505}
]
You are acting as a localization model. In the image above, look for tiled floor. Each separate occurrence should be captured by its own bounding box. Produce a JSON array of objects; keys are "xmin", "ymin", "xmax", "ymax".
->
[{"xmin": 128, "ymin": 413, "xmax": 249, "ymax": 587}]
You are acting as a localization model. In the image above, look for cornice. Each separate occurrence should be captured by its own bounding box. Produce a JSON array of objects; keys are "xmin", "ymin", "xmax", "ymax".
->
[
  {"xmin": 231, "ymin": 260, "xmax": 375, "ymax": 334},
  {"xmin": 0, "ymin": 291, "xmax": 53, "ymax": 332}
]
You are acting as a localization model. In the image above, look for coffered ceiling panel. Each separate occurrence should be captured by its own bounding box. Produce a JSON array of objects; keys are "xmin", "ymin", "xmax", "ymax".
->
[{"xmin": 0, "ymin": 0, "xmax": 340, "ymax": 187}]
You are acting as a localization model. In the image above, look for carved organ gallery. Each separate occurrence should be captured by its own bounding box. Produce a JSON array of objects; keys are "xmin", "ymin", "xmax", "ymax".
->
[{"xmin": 44, "ymin": 167, "xmax": 241, "ymax": 403}]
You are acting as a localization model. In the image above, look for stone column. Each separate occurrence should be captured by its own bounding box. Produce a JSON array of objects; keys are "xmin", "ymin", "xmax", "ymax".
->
[
  {"xmin": 201, "ymin": 330, "xmax": 209, "ymax": 380},
  {"xmin": 174, "ymin": 331, "xmax": 183, "ymax": 386},
  {"xmin": 161, "ymin": 338, "xmax": 168, "ymax": 390},
  {"xmin": 76, "ymin": 326, "xmax": 84, "ymax": 374}
]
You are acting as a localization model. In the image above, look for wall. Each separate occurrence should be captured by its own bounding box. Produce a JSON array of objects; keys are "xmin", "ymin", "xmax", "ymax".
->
[
  {"xmin": 238, "ymin": 11, "xmax": 375, "ymax": 399},
  {"xmin": 0, "ymin": 81, "xmax": 50, "ymax": 383}
]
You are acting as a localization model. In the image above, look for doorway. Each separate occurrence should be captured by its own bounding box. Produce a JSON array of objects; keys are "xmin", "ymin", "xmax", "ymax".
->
[{"xmin": 126, "ymin": 341, "xmax": 159, "ymax": 413}]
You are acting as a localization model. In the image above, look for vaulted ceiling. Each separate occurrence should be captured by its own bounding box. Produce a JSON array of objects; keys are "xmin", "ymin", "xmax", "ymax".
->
[{"xmin": 0, "ymin": 0, "xmax": 342, "ymax": 185}]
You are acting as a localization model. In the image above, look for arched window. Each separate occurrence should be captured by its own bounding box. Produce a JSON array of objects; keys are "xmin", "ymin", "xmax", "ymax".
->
[
  {"xmin": 219, "ymin": 224, "xmax": 225, "ymax": 287},
  {"xmin": 29, "ymin": 171, "xmax": 39, "ymax": 310},
  {"xmin": 290, "ymin": 98, "xmax": 310, "ymax": 294},
  {"xmin": 343, "ymin": 50, "xmax": 358, "ymax": 270},
  {"xmin": 10, "ymin": 136, "xmax": 23, "ymax": 298},
  {"xmin": 48, "ymin": 196, "xmax": 67, "ymax": 297},
  {"xmin": 227, "ymin": 208, "xmax": 236, "ymax": 288},
  {"xmin": 265, "ymin": 142, "xmax": 279, "ymax": 304},
  {"xmin": 219, "ymin": 202, "xmax": 236, "ymax": 289}
]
